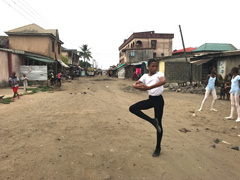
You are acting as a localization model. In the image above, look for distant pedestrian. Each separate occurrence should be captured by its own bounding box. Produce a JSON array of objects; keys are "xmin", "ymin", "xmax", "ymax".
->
[
  {"xmin": 129, "ymin": 59, "xmax": 166, "ymax": 157},
  {"xmin": 198, "ymin": 66, "xmax": 218, "ymax": 112},
  {"xmin": 224, "ymin": 74, "xmax": 232, "ymax": 101},
  {"xmin": 21, "ymin": 73, "xmax": 28, "ymax": 92},
  {"xmin": 218, "ymin": 75, "xmax": 225, "ymax": 100},
  {"xmin": 225, "ymin": 67, "xmax": 240, "ymax": 122},
  {"xmin": 57, "ymin": 72, "xmax": 62, "ymax": 86},
  {"xmin": 50, "ymin": 71, "xmax": 55, "ymax": 86},
  {"xmin": 9, "ymin": 72, "xmax": 20, "ymax": 100}
]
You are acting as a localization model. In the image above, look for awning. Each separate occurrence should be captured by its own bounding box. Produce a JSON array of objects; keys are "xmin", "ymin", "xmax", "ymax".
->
[
  {"xmin": 57, "ymin": 60, "xmax": 69, "ymax": 68},
  {"xmin": 26, "ymin": 55, "xmax": 56, "ymax": 63},
  {"xmin": 190, "ymin": 58, "xmax": 212, "ymax": 65},
  {"xmin": 131, "ymin": 61, "xmax": 147, "ymax": 66},
  {"xmin": 117, "ymin": 63, "xmax": 125, "ymax": 69}
]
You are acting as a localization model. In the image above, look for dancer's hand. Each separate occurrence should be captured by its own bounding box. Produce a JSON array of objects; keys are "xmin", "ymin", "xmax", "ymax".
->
[{"xmin": 135, "ymin": 84, "xmax": 150, "ymax": 91}]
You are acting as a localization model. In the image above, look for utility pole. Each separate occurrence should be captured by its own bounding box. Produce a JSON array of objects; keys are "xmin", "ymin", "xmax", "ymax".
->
[{"xmin": 179, "ymin": 25, "xmax": 192, "ymax": 84}]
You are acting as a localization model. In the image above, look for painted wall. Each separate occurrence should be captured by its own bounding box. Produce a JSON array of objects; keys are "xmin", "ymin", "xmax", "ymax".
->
[
  {"xmin": 0, "ymin": 51, "xmax": 9, "ymax": 87},
  {"xmin": 0, "ymin": 51, "xmax": 22, "ymax": 87},
  {"xmin": 8, "ymin": 35, "xmax": 61, "ymax": 60}
]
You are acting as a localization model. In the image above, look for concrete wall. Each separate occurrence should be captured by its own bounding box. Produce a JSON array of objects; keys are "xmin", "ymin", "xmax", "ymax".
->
[
  {"xmin": 126, "ymin": 49, "xmax": 154, "ymax": 63},
  {"xmin": 0, "ymin": 51, "xmax": 9, "ymax": 87},
  {"xmin": 9, "ymin": 35, "xmax": 61, "ymax": 60},
  {"xmin": 164, "ymin": 59, "xmax": 202, "ymax": 83}
]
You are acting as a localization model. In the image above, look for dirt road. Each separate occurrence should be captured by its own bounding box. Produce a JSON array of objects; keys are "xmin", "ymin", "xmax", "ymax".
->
[{"xmin": 0, "ymin": 76, "xmax": 240, "ymax": 180}]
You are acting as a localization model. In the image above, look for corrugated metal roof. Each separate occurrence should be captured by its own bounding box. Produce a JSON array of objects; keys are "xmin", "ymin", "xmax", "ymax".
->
[{"xmin": 193, "ymin": 43, "xmax": 237, "ymax": 52}]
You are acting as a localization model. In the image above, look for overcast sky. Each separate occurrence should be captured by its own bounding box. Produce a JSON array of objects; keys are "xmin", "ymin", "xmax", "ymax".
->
[{"xmin": 1, "ymin": 0, "xmax": 240, "ymax": 69}]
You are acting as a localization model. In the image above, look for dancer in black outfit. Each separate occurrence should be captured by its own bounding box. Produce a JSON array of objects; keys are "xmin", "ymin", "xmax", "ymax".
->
[{"xmin": 129, "ymin": 59, "xmax": 166, "ymax": 157}]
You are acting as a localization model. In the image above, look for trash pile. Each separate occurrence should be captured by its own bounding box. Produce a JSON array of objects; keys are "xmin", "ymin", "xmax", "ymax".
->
[{"xmin": 164, "ymin": 82, "xmax": 207, "ymax": 94}]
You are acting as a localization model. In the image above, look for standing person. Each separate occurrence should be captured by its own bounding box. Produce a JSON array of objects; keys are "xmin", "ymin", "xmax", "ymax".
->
[
  {"xmin": 50, "ymin": 71, "xmax": 55, "ymax": 86},
  {"xmin": 129, "ymin": 59, "xmax": 166, "ymax": 157},
  {"xmin": 224, "ymin": 74, "xmax": 232, "ymax": 101},
  {"xmin": 218, "ymin": 75, "xmax": 225, "ymax": 100},
  {"xmin": 198, "ymin": 67, "xmax": 218, "ymax": 111},
  {"xmin": 57, "ymin": 72, "xmax": 62, "ymax": 86},
  {"xmin": 225, "ymin": 67, "xmax": 240, "ymax": 122},
  {"xmin": 9, "ymin": 72, "xmax": 20, "ymax": 100},
  {"xmin": 21, "ymin": 73, "xmax": 28, "ymax": 92}
]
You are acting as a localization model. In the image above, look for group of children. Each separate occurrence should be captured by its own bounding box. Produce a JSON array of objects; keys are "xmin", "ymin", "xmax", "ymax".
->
[
  {"xmin": 9, "ymin": 72, "xmax": 28, "ymax": 100},
  {"xmin": 198, "ymin": 66, "xmax": 240, "ymax": 122},
  {"xmin": 129, "ymin": 59, "xmax": 240, "ymax": 157}
]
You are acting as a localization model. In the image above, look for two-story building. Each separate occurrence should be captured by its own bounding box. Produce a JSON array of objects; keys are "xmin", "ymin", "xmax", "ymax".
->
[
  {"xmin": 61, "ymin": 47, "xmax": 80, "ymax": 65},
  {"xmin": 5, "ymin": 23, "xmax": 63, "ymax": 63},
  {"xmin": 118, "ymin": 31, "xmax": 174, "ymax": 64}
]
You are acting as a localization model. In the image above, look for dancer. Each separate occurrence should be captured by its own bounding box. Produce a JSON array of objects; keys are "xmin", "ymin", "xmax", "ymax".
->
[
  {"xmin": 225, "ymin": 67, "xmax": 240, "ymax": 122},
  {"xmin": 129, "ymin": 59, "xmax": 166, "ymax": 157},
  {"xmin": 198, "ymin": 66, "xmax": 218, "ymax": 111},
  {"xmin": 9, "ymin": 71, "xmax": 20, "ymax": 100}
]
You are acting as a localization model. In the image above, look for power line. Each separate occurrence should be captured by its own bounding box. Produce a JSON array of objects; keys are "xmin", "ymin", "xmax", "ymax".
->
[
  {"xmin": 3, "ymin": 0, "xmax": 33, "ymax": 23},
  {"xmin": 21, "ymin": 0, "xmax": 54, "ymax": 27},
  {"xmin": 11, "ymin": 0, "xmax": 47, "ymax": 27},
  {"xmin": 16, "ymin": 0, "xmax": 49, "ymax": 27}
]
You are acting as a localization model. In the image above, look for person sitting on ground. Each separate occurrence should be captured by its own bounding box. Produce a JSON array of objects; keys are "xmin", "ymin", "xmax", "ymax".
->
[
  {"xmin": 21, "ymin": 73, "xmax": 28, "ymax": 92},
  {"xmin": 9, "ymin": 72, "xmax": 20, "ymax": 100},
  {"xmin": 218, "ymin": 75, "xmax": 225, "ymax": 100}
]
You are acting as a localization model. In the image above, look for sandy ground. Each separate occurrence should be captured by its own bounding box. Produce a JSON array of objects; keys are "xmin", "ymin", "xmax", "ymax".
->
[{"xmin": 0, "ymin": 76, "xmax": 240, "ymax": 180}]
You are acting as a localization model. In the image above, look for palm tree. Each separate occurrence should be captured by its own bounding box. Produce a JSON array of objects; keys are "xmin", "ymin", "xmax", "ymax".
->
[{"xmin": 79, "ymin": 44, "xmax": 92, "ymax": 69}]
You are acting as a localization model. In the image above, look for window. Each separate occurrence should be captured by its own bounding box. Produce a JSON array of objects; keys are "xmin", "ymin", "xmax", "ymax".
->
[
  {"xmin": 151, "ymin": 40, "xmax": 157, "ymax": 48},
  {"xmin": 153, "ymin": 53, "xmax": 156, "ymax": 58},
  {"xmin": 136, "ymin": 40, "xmax": 142, "ymax": 48},
  {"xmin": 130, "ymin": 51, "xmax": 135, "ymax": 57},
  {"xmin": 161, "ymin": 53, "xmax": 165, "ymax": 57},
  {"xmin": 52, "ymin": 41, "xmax": 55, "ymax": 52},
  {"xmin": 132, "ymin": 42, "xmax": 135, "ymax": 48},
  {"xmin": 58, "ymin": 43, "xmax": 61, "ymax": 54}
]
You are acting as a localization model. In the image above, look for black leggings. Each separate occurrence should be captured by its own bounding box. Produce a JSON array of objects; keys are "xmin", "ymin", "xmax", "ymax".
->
[{"xmin": 129, "ymin": 95, "xmax": 164, "ymax": 149}]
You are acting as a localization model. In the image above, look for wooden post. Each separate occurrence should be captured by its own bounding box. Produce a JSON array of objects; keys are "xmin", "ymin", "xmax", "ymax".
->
[{"xmin": 179, "ymin": 25, "xmax": 192, "ymax": 84}]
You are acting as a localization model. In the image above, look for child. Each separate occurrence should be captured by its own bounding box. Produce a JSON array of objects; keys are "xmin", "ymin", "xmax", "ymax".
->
[
  {"xmin": 224, "ymin": 74, "xmax": 232, "ymax": 101},
  {"xmin": 129, "ymin": 59, "xmax": 166, "ymax": 157},
  {"xmin": 9, "ymin": 72, "xmax": 20, "ymax": 100},
  {"xmin": 219, "ymin": 75, "xmax": 225, "ymax": 100},
  {"xmin": 57, "ymin": 72, "xmax": 62, "ymax": 86},
  {"xmin": 225, "ymin": 67, "xmax": 240, "ymax": 122},
  {"xmin": 198, "ymin": 66, "xmax": 218, "ymax": 111},
  {"xmin": 21, "ymin": 73, "xmax": 28, "ymax": 92}
]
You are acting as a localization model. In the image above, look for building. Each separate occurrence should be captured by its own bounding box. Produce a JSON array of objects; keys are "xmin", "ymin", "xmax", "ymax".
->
[
  {"xmin": 191, "ymin": 50, "xmax": 240, "ymax": 79},
  {"xmin": 192, "ymin": 43, "xmax": 237, "ymax": 55},
  {"xmin": 118, "ymin": 31, "xmax": 174, "ymax": 64},
  {"xmin": 0, "ymin": 24, "xmax": 68, "ymax": 87},
  {"xmin": 156, "ymin": 43, "xmax": 239, "ymax": 83},
  {"xmin": 5, "ymin": 23, "xmax": 63, "ymax": 61},
  {"xmin": 61, "ymin": 47, "xmax": 80, "ymax": 65},
  {"xmin": 0, "ymin": 36, "xmax": 9, "ymax": 48},
  {"xmin": 157, "ymin": 47, "xmax": 199, "ymax": 83}
]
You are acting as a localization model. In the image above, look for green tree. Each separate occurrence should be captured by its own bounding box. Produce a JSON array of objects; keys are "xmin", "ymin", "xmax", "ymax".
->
[
  {"xmin": 79, "ymin": 44, "xmax": 92, "ymax": 69},
  {"xmin": 79, "ymin": 60, "xmax": 91, "ymax": 68},
  {"xmin": 61, "ymin": 55, "xmax": 68, "ymax": 65}
]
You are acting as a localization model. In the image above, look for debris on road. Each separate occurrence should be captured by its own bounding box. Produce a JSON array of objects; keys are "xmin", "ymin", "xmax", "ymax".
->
[
  {"xmin": 214, "ymin": 138, "xmax": 220, "ymax": 144},
  {"xmin": 231, "ymin": 146, "xmax": 239, "ymax": 151},
  {"xmin": 179, "ymin": 128, "xmax": 191, "ymax": 133},
  {"xmin": 222, "ymin": 141, "xmax": 231, "ymax": 145}
]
